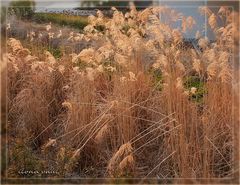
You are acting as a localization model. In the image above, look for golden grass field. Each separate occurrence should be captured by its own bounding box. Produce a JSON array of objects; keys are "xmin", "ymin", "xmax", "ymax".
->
[{"xmin": 1, "ymin": 4, "xmax": 240, "ymax": 184}]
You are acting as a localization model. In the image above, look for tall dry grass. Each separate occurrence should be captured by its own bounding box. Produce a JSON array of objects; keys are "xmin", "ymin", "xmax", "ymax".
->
[{"xmin": 2, "ymin": 4, "xmax": 239, "ymax": 182}]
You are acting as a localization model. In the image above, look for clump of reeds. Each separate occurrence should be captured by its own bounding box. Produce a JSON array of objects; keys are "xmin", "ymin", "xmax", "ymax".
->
[{"xmin": 3, "ymin": 4, "xmax": 238, "ymax": 181}]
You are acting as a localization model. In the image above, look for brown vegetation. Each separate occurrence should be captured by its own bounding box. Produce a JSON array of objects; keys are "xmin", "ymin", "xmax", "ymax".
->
[{"xmin": 1, "ymin": 5, "xmax": 239, "ymax": 183}]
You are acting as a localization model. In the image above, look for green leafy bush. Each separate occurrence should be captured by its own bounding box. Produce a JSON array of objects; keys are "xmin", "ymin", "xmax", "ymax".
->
[{"xmin": 184, "ymin": 76, "xmax": 207, "ymax": 103}]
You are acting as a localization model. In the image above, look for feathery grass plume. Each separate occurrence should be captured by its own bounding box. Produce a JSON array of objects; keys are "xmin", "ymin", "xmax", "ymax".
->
[
  {"xmin": 190, "ymin": 87, "xmax": 197, "ymax": 95},
  {"xmin": 74, "ymin": 33, "xmax": 84, "ymax": 42},
  {"xmin": 88, "ymin": 15, "xmax": 97, "ymax": 26},
  {"xmin": 62, "ymin": 85, "xmax": 70, "ymax": 91},
  {"xmin": 195, "ymin": 31, "xmax": 201, "ymax": 39},
  {"xmin": 218, "ymin": 62, "xmax": 232, "ymax": 83},
  {"xmin": 148, "ymin": 14, "xmax": 161, "ymax": 26},
  {"xmin": 176, "ymin": 60, "xmax": 185, "ymax": 74},
  {"xmin": 96, "ymin": 64, "xmax": 104, "ymax": 73},
  {"xmin": 172, "ymin": 29, "xmax": 183, "ymax": 44},
  {"xmin": 112, "ymin": 8, "xmax": 125, "ymax": 27},
  {"xmin": 218, "ymin": 6, "xmax": 230, "ymax": 17},
  {"xmin": 110, "ymin": 100, "xmax": 119, "ymax": 108},
  {"xmin": 186, "ymin": 16, "xmax": 196, "ymax": 30},
  {"xmin": 157, "ymin": 54, "xmax": 168, "ymax": 69},
  {"xmin": 65, "ymin": 148, "xmax": 81, "ymax": 173},
  {"xmin": 182, "ymin": 17, "xmax": 187, "ymax": 32},
  {"xmin": 24, "ymin": 54, "xmax": 38, "ymax": 63},
  {"xmin": 152, "ymin": 61, "xmax": 161, "ymax": 69},
  {"xmin": 42, "ymin": 138, "xmax": 57, "ymax": 151},
  {"xmin": 191, "ymin": 48, "xmax": 198, "ymax": 58},
  {"xmin": 96, "ymin": 10, "xmax": 104, "ymax": 18},
  {"xmin": 192, "ymin": 59, "xmax": 201, "ymax": 75},
  {"xmin": 183, "ymin": 90, "xmax": 190, "ymax": 96},
  {"xmin": 84, "ymin": 25, "xmax": 95, "ymax": 33},
  {"xmin": 62, "ymin": 100, "xmax": 72, "ymax": 111},
  {"xmin": 56, "ymin": 147, "xmax": 68, "ymax": 175},
  {"xmin": 94, "ymin": 124, "xmax": 108, "ymax": 144},
  {"xmin": 198, "ymin": 37, "xmax": 209, "ymax": 49},
  {"xmin": 218, "ymin": 51, "xmax": 230, "ymax": 63},
  {"xmin": 216, "ymin": 26, "xmax": 225, "ymax": 36},
  {"xmin": 72, "ymin": 66, "xmax": 79, "ymax": 72},
  {"xmin": 95, "ymin": 45, "xmax": 113, "ymax": 63},
  {"xmin": 57, "ymin": 30, "xmax": 62, "ymax": 38},
  {"xmin": 44, "ymin": 51, "xmax": 56, "ymax": 65},
  {"xmin": 16, "ymin": 48, "xmax": 31, "ymax": 58},
  {"xmin": 94, "ymin": 121, "xmax": 110, "ymax": 145},
  {"xmin": 12, "ymin": 63, "xmax": 19, "ymax": 73},
  {"xmin": 199, "ymin": 6, "xmax": 212, "ymax": 17},
  {"xmin": 58, "ymin": 65, "xmax": 65, "ymax": 74},
  {"xmin": 204, "ymin": 48, "xmax": 216, "ymax": 62},
  {"xmin": 67, "ymin": 32, "xmax": 74, "ymax": 41},
  {"xmin": 105, "ymin": 66, "xmax": 116, "ymax": 73},
  {"xmin": 30, "ymin": 31, "xmax": 35, "ymax": 38},
  {"xmin": 38, "ymin": 33, "xmax": 43, "ymax": 39},
  {"xmin": 139, "ymin": 8, "xmax": 152, "ymax": 22},
  {"xmin": 114, "ymin": 53, "xmax": 128, "ymax": 66},
  {"xmin": 7, "ymin": 38, "xmax": 23, "ymax": 54},
  {"xmin": 129, "ymin": 71, "xmax": 137, "ymax": 81},
  {"xmin": 176, "ymin": 77, "xmax": 184, "ymax": 90},
  {"xmin": 129, "ymin": 2, "xmax": 138, "ymax": 18},
  {"xmin": 6, "ymin": 23, "xmax": 11, "ymax": 30},
  {"xmin": 218, "ymin": 6, "xmax": 226, "ymax": 15},
  {"xmin": 208, "ymin": 13, "xmax": 218, "ymax": 30},
  {"xmin": 48, "ymin": 66, "xmax": 54, "ymax": 73},
  {"xmin": 31, "ymin": 62, "xmax": 44, "ymax": 72},
  {"xmin": 77, "ymin": 48, "xmax": 95, "ymax": 63},
  {"xmin": 46, "ymin": 23, "xmax": 52, "ymax": 31},
  {"xmin": 57, "ymin": 147, "xmax": 66, "ymax": 162},
  {"xmin": 71, "ymin": 148, "xmax": 81, "ymax": 159},
  {"xmin": 48, "ymin": 32, "xmax": 54, "ymax": 39},
  {"xmin": 70, "ymin": 53, "xmax": 78, "ymax": 63},
  {"xmin": 86, "ymin": 67, "xmax": 96, "ymax": 81},
  {"xmin": 207, "ymin": 62, "xmax": 218, "ymax": 79},
  {"xmin": 107, "ymin": 142, "xmax": 133, "ymax": 175},
  {"xmin": 118, "ymin": 154, "xmax": 135, "ymax": 174},
  {"xmin": 119, "ymin": 76, "xmax": 127, "ymax": 83}
]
